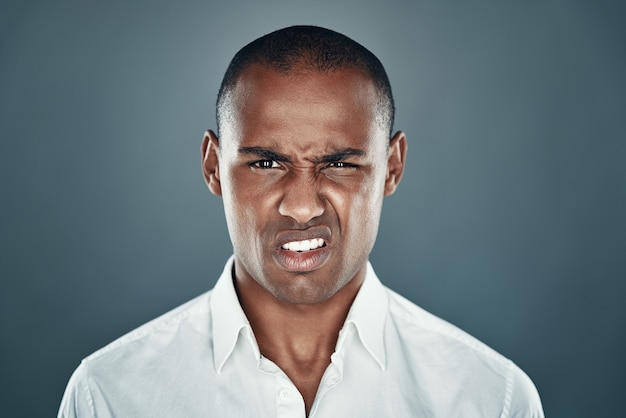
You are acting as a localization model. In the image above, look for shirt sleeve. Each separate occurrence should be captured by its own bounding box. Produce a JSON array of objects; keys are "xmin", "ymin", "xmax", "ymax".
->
[
  {"xmin": 57, "ymin": 362, "xmax": 96, "ymax": 418},
  {"xmin": 504, "ymin": 362, "xmax": 545, "ymax": 418}
]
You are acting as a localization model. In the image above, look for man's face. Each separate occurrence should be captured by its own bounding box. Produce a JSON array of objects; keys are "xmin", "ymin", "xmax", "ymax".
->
[{"xmin": 203, "ymin": 65, "xmax": 406, "ymax": 305}]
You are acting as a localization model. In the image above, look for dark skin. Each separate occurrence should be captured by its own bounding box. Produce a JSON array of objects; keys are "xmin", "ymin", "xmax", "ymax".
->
[
  {"xmin": 236, "ymin": 272, "xmax": 359, "ymax": 411},
  {"xmin": 202, "ymin": 65, "xmax": 407, "ymax": 415}
]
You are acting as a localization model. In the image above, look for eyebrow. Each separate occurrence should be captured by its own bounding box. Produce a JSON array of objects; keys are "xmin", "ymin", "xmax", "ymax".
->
[
  {"xmin": 238, "ymin": 147, "xmax": 290, "ymax": 162},
  {"xmin": 238, "ymin": 146, "xmax": 366, "ymax": 163},
  {"xmin": 313, "ymin": 148, "xmax": 366, "ymax": 164}
]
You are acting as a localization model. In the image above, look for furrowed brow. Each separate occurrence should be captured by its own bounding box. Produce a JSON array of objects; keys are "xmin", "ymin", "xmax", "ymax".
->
[
  {"xmin": 238, "ymin": 147, "xmax": 290, "ymax": 162},
  {"xmin": 315, "ymin": 148, "xmax": 366, "ymax": 164}
]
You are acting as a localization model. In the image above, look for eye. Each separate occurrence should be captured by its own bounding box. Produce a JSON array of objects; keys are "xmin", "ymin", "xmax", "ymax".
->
[
  {"xmin": 326, "ymin": 161, "xmax": 356, "ymax": 169},
  {"xmin": 250, "ymin": 160, "xmax": 281, "ymax": 169}
]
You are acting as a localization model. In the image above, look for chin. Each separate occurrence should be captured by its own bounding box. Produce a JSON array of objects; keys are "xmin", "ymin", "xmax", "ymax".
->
[{"xmin": 270, "ymin": 279, "xmax": 339, "ymax": 306}]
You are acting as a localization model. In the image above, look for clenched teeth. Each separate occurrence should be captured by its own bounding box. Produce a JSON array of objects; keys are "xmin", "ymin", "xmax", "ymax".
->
[{"xmin": 282, "ymin": 238, "xmax": 325, "ymax": 252}]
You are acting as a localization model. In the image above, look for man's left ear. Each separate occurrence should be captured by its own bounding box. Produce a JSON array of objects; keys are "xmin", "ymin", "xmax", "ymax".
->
[{"xmin": 384, "ymin": 131, "xmax": 407, "ymax": 196}]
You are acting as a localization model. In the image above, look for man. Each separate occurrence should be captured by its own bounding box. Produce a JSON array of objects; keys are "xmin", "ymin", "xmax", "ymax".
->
[{"xmin": 59, "ymin": 26, "xmax": 544, "ymax": 417}]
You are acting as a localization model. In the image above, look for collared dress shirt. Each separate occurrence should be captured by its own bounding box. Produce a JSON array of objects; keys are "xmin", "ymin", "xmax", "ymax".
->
[{"xmin": 58, "ymin": 257, "xmax": 544, "ymax": 417}]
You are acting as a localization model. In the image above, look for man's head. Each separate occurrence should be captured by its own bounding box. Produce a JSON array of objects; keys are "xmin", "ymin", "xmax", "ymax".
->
[
  {"xmin": 203, "ymin": 26, "xmax": 407, "ymax": 306},
  {"xmin": 216, "ymin": 25, "xmax": 395, "ymax": 140}
]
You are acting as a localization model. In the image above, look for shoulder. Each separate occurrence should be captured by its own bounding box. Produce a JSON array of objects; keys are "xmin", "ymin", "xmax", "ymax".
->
[
  {"xmin": 386, "ymin": 288, "xmax": 506, "ymax": 363},
  {"xmin": 58, "ymin": 291, "xmax": 214, "ymax": 417},
  {"xmin": 384, "ymin": 287, "xmax": 544, "ymax": 417},
  {"xmin": 84, "ymin": 290, "xmax": 212, "ymax": 364}
]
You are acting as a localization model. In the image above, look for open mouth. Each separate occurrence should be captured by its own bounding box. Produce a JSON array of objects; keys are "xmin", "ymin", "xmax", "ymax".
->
[{"xmin": 281, "ymin": 238, "xmax": 326, "ymax": 252}]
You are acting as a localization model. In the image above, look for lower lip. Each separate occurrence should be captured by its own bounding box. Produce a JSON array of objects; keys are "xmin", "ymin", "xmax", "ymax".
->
[{"xmin": 273, "ymin": 246, "xmax": 331, "ymax": 272}]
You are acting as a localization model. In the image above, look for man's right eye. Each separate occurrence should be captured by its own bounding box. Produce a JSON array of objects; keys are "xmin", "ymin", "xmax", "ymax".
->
[{"xmin": 250, "ymin": 160, "xmax": 281, "ymax": 169}]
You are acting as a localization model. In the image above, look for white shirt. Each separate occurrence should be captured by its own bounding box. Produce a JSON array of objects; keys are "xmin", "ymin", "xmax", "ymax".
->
[{"xmin": 58, "ymin": 257, "xmax": 544, "ymax": 417}]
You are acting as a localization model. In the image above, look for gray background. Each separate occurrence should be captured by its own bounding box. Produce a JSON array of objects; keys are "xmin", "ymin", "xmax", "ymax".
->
[{"xmin": 1, "ymin": 0, "xmax": 624, "ymax": 417}]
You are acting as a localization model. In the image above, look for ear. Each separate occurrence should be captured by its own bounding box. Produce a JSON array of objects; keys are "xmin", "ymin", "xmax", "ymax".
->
[
  {"xmin": 201, "ymin": 130, "xmax": 222, "ymax": 196},
  {"xmin": 384, "ymin": 131, "xmax": 407, "ymax": 196}
]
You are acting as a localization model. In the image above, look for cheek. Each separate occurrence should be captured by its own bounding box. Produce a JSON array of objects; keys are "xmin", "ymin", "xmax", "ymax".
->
[
  {"xmin": 352, "ymin": 190, "xmax": 383, "ymax": 234},
  {"xmin": 226, "ymin": 174, "xmax": 277, "ymax": 241},
  {"xmin": 221, "ymin": 174, "xmax": 252, "ymax": 245},
  {"xmin": 329, "ymin": 174, "xmax": 384, "ymax": 232}
]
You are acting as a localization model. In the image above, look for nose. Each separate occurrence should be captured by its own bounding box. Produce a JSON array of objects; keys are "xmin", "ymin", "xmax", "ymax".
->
[{"xmin": 278, "ymin": 172, "xmax": 325, "ymax": 224}]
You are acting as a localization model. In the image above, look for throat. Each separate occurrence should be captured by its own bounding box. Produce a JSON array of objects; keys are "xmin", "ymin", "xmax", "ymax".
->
[
  {"xmin": 246, "ymin": 307, "xmax": 344, "ymax": 416},
  {"xmin": 263, "ymin": 347, "xmax": 332, "ymax": 417}
]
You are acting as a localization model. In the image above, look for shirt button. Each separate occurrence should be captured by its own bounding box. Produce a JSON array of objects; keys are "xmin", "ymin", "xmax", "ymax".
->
[{"xmin": 279, "ymin": 389, "xmax": 292, "ymax": 400}]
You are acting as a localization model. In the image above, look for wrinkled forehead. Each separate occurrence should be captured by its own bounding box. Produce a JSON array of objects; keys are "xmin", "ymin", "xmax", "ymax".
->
[{"xmin": 218, "ymin": 65, "xmax": 389, "ymax": 142}]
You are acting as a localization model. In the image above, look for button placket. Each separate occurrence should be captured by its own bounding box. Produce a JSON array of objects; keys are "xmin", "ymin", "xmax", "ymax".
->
[
  {"xmin": 276, "ymin": 380, "xmax": 305, "ymax": 418},
  {"xmin": 279, "ymin": 388, "xmax": 292, "ymax": 400}
]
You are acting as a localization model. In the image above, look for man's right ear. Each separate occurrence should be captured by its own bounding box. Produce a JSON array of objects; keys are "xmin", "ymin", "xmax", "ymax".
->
[{"xmin": 201, "ymin": 130, "xmax": 222, "ymax": 196}]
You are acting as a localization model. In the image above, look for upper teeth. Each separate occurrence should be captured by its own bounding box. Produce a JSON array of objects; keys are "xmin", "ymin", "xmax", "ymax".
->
[{"xmin": 282, "ymin": 238, "xmax": 325, "ymax": 252}]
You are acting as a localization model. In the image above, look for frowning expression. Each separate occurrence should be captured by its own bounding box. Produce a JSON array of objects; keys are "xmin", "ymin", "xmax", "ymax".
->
[{"xmin": 203, "ymin": 65, "xmax": 406, "ymax": 305}]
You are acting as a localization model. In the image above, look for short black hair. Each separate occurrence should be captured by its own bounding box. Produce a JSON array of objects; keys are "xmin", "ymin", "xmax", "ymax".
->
[{"xmin": 216, "ymin": 25, "xmax": 395, "ymax": 139}]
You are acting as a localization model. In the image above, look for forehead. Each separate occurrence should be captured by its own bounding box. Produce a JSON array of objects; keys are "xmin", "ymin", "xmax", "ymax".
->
[{"xmin": 220, "ymin": 65, "xmax": 386, "ymax": 151}]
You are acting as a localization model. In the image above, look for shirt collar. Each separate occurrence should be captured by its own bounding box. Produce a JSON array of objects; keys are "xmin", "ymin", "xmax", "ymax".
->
[
  {"xmin": 341, "ymin": 262, "xmax": 389, "ymax": 370},
  {"xmin": 210, "ymin": 257, "xmax": 389, "ymax": 373},
  {"xmin": 210, "ymin": 256, "xmax": 254, "ymax": 374}
]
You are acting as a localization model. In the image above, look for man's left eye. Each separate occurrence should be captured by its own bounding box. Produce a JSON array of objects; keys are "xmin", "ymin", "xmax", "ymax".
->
[{"xmin": 327, "ymin": 162, "xmax": 354, "ymax": 168}]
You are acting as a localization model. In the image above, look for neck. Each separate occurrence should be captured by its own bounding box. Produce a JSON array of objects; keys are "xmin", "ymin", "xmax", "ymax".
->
[
  {"xmin": 235, "ymin": 271, "xmax": 364, "ymax": 360},
  {"xmin": 234, "ymin": 266, "xmax": 365, "ymax": 416}
]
